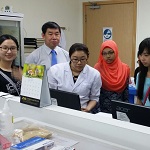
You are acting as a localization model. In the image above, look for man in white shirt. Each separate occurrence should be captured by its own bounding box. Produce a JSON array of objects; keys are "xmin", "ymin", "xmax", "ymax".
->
[{"xmin": 25, "ymin": 21, "xmax": 69, "ymax": 71}]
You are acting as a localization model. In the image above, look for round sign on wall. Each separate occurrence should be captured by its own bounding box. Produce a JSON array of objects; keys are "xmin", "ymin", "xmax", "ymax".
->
[{"xmin": 103, "ymin": 27, "xmax": 112, "ymax": 41}]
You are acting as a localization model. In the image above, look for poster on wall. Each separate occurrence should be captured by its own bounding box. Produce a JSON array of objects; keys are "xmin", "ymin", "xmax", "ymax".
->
[{"xmin": 103, "ymin": 27, "xmax": 112, "ymax": 42}]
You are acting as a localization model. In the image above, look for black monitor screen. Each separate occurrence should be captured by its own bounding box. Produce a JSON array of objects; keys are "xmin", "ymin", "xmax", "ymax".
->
[
  {"xmin": 49, "ymin": 88, "xmax": 81, "ymax": 111},
  {"xmin": 111, "ymin": 100, "xmax": 150, "ymax": 127}
]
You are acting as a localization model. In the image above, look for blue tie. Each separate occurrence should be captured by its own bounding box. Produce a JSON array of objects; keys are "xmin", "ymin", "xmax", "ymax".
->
[{"xmin": 51, "ymin": 50, "xmax": 57, "ymax": 66}]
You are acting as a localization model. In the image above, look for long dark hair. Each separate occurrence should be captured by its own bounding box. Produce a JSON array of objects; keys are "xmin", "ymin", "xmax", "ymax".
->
[{"xmin": 137, "ymin": 37, "xmax": 150, "ymax": 100}]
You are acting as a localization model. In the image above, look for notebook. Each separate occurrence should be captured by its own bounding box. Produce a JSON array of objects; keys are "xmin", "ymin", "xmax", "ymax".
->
[
  {"xmin": 111, "ymin": 100, "xmax": 150, "ymax": 127},
  {"xmin": 49, "ymin": 88, "xmax": 81, "ymax": 111}
]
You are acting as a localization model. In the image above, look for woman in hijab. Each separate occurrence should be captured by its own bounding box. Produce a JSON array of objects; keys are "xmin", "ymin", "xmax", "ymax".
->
[{"xmin": 94, "ymin": 40, "xmax": 130, "ymax": 113}]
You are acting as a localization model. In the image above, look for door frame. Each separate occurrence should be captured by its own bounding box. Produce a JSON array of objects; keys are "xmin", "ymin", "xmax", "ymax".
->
[{"xmin": 83, "ymin": 0, "xmax": 137, "ymax": 76}]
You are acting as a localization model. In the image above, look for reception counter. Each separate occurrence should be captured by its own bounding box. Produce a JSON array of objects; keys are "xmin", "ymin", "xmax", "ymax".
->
[{"xmin": 0, "ymin": 95, "xmax": 150, "ymax": 150}]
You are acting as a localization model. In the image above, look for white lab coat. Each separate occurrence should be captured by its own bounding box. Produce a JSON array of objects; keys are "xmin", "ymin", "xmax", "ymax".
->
[{"xmin": 48, "ymin": 62, "xmax": 102, "ymax": 108}]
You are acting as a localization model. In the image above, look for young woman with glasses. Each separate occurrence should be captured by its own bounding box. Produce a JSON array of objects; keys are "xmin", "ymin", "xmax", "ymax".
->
[
  {"xmin": 94, "ymin": 40, "xmax": 130, "ymax": 113},
  {"xmin": 48, "ymin": 43, "xmax": 102, "ymax": 113},
  {"xmin": 0, "ymin": 34, "xmax": 22, "ymax": 96}
]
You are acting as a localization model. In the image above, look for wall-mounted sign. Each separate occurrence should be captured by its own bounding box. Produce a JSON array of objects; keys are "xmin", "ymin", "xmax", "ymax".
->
[{"xmin": 103, "ymin": 27, "xmax": 112, "ymax": 42}]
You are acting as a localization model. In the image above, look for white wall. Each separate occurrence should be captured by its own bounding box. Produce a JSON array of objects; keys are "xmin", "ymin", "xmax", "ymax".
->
[
  {"xmin": 136, "ymin": 0, "xmax": 150, "ymax": 46},
  {"xmin": 0, "ymin": 0, "xmax": 149, "ymax": 68},
  {"xmin": 136, "ymin": 0, "xmax": 150, "ymax": 67},
  {"xmin": 0, "ymin": 0, "xmax": 81, "ymax": 51}
]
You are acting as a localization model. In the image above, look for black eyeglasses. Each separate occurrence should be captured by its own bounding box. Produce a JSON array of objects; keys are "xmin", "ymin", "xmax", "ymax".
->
[
  {"xmin": 102, "ymin": 51, "xmax": 114, "ymax": 56},
  {"xmin": 0, "ymin": 46, "xmax": 17, "ymax": 52},
  {"xmin": 71, "ymin": 58, "xmax": 87, "ymax": 63}
]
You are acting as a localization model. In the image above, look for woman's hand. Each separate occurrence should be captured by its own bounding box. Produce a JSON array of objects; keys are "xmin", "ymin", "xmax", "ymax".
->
[
  {"xmin": 81, "ymin": 100, "xmax": 97, "ymax": 112},
  {"xmin": 81, "ymin": 107, "xmax": 90, "ymax": 112}
]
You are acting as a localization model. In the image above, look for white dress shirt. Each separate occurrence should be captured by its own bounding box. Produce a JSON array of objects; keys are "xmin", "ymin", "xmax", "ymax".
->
[{"xmin": 25, "ymin": 44, "xmax": 69, "ymax": 71}]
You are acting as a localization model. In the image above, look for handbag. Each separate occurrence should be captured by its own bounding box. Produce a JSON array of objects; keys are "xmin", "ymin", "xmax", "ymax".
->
[{"xmin": 0, "ymin": 70, "xmax": 20, "ymax": 96}]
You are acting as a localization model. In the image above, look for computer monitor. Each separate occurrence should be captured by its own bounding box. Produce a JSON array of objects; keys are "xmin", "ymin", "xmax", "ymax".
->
[
  {"xmin": 111, "ymin": 100, "xmax": 150, "ymax": 127},
  {"xmin": 49, "ymin": 88, "xmax": 81, "ymax": 111}
]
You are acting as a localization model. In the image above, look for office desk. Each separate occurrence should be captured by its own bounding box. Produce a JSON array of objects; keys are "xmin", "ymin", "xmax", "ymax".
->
[{"xmin": 0, "ymin": 96, "xmax": 150, "ymax": 150}]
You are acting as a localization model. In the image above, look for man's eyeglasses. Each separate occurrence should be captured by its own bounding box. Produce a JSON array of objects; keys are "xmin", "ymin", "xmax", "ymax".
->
[
  {"xmin": 102, "ymin": 51, "xmax": 114, "ymax": 56},
  {"xmin": 0, "ymin": 46, "xmax": 17, "ymax": 52},
  {"xmin": 71, "ymin": 58, "xmax": 87, "ymax": 63}
]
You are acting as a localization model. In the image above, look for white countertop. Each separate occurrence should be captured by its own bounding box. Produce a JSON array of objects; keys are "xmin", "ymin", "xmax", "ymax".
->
[{"xmin": 0, "ymin": 95, "xmax": 150, "ymax": 150}]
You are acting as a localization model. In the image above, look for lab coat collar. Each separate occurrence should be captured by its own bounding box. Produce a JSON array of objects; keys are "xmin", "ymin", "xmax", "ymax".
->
[
  {"xmin": 73, "ymin": 65, "xmax": 88, "ymax": 89},
  {"xmin": 64, "ymin": 63, "xmax": 88, "ymax": 91},
  {"xmin": 64, "ymin": 62, "xmax": 74, "ymax": 87}
]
